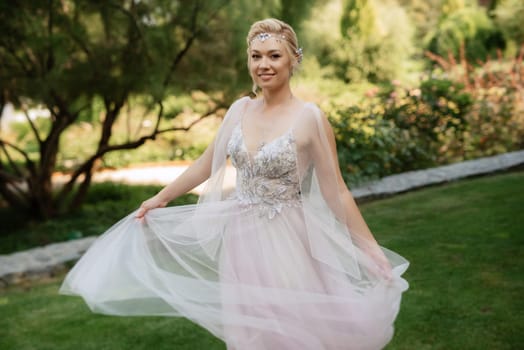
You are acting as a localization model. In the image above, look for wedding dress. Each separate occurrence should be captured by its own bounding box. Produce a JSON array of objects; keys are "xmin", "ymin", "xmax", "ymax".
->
[{"xmin": 60, "ymin": 97, "xmax": 409, "ymax": 350}]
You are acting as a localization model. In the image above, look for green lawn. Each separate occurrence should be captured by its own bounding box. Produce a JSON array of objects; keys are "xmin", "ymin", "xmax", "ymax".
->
[{"xmin": 1, "ymin": 171, "xmax": 523, "ymax": 350}]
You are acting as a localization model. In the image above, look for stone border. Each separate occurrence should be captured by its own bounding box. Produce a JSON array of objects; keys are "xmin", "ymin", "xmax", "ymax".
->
[
  {"xmin": 0, "ymin": 237, "xmax": 97, "ymax": 287},
  {"xmin": 352, "ymin": 150, "xmax": 524, "ymax": 200},
  {"xmin": 1, "ymin": 150, "xmax": 523, "ymax": 286}
]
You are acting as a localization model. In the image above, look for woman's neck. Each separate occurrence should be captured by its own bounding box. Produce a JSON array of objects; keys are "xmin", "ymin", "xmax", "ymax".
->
[{"xmin": 260, "ymin": 85, "xmax": 294, "ymax": 108}]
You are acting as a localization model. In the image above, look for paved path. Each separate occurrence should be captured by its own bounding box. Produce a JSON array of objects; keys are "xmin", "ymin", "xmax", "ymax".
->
[{"xmin": 1, "ymin": 150, "xmax": 523, "ymax": 286}]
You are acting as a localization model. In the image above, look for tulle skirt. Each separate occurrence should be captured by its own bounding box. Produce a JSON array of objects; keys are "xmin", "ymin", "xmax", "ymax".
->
[{"xmin": 60, "ymin": 200, "xmax": 409, "ymax": 350}]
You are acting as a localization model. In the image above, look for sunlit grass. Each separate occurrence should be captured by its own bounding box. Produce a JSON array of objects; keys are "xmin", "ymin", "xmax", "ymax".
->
[{"xmin": 1, "ymin": 171, "xmax": 523, "ymax": 349}]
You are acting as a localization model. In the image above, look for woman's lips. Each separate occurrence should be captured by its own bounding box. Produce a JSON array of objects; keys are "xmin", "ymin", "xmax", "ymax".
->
[{"xmin": 258, "ymin": 73, "xmax": 274, "ymax": 81}]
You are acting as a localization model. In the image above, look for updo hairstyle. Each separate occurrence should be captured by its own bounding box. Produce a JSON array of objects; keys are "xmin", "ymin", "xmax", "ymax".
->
[{"xmin": 246, "ymin": 18, "xmax": 302, "ymax": 89}]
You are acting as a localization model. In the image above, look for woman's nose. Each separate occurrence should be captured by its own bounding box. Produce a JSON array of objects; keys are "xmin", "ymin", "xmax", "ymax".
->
[{"xmin": 259, "ymin": 56, "xmax": 269, "ymax": 68}]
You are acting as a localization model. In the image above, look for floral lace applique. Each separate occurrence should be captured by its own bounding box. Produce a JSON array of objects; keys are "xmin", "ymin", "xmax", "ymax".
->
[{"xmin": 227, "ymin": 124, "xmax": 301, "ymax": 219}]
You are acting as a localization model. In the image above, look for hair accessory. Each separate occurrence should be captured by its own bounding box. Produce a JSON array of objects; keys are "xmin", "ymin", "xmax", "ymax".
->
[
  {"xmin": 295, "ymin": 47, "xmax": 303, "ymax": 63},
  {"xmin": 250, "ymin": 32, "xmax": 286, "ymax": 45},
  {"xmin": 249, "ymin": 32, "xmax": 303, "ymax": 64}
]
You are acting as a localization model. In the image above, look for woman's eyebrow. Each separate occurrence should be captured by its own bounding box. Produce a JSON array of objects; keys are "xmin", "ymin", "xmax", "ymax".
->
[{"xmin": 250, "ymin": 49, "xmax": 282, "ymax": 53}]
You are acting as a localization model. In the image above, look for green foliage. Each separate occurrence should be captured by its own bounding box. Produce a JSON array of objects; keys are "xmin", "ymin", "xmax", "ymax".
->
[
  {"xmin": 0, "ymin": 0, "xmax": 245, "ymax": 102},
  {"xmin": 382, "ymin": 78, "xmax": 473, "ymax": 161},
  {"xmin": 440, "ymin": 0, "xmax": 475, "ymax": 15},
  {"xmin": 425, "ymin": 43, "xmax": 524, "ymax": 159},
  {"xmin": 425, "ymin": 2, "xmax": 505, "ymax": 62},
  {"xmin": 396, "ymin": 0, "xmax": 442, "ymax": 43},
  {"xmin": 299, "ymin": 1, "xmax": 344, "ymax": 74},
  {"xmin": 0, "ymin": 0, "xmax": 258, "ymax": 218},
  {"xmin": 330, "ymin": 55, "xmax": 524, "ymax": 184},
  {"xmin": 329, "ymin": 77, "xmax": 474, "ymax": 185},
  {"xmin": 461, "ymin": 60, "xmax": 524, "ymax": 157},
  {"xmin": 277, "ymin": 0, "xmax": 317, "ymax": 34},
  {"xmin": 329, "ymin": 103, "xmax": 408, "ymax": 185},
  {"xmin": 493, "ymin": 0, "xmax": 524, "ymax": 56},
  {"xmin": 302, "ymin": 0, "xmax": 415, "ymax": 84},
  {"xmin": 334, "ymin": 0, "xmax": 415, "ymax": 83},
  {"xmin": 1, "ymin": 0, "xmax": 521, "ymax": 218},
  {"xmin": 340, "ymin": 0, "xmax": 376, "ymax": 38}
]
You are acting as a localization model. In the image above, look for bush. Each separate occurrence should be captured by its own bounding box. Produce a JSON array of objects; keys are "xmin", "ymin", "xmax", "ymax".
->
[
  {"xmin": 331, "ymin": 53, "xmax": 523, "ymax": 185},
  {"xmin": 426, "ymin": 45, "xmax": 524, "ymax": 159},
  {"xmin": 382, "ymin": 78, "xmax": 473, "ymax": 164},
  {"xmin": 329, "ymin": 78, "xmax": 473, "ymax": 185},
  {"xmin": 329, "ymin": 104, "xmax": 404, "ymax": 185}
]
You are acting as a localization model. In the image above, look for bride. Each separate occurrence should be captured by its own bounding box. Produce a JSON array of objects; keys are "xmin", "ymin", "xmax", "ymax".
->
[{"xmin": 60, "ymin": 18, "xmax": 409, "ymax": 350}]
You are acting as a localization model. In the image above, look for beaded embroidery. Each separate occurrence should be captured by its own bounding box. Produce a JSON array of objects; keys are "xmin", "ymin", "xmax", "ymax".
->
[{"xmin": 227, "ymin": 124, "xmax": 301, "ymax": 219}]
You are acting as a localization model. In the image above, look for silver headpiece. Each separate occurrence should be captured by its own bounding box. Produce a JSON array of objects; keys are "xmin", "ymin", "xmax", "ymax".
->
[
  {"xmin": 250, "ymin": 32, "xmax": 286, "ymax": 45},
  {"xmin": 295, "ymin": 47, "xmax": 303, "ymax": 63},
  {"xmin": 250, "ymin": 32, "xmax": 304, "ymax": 64}
]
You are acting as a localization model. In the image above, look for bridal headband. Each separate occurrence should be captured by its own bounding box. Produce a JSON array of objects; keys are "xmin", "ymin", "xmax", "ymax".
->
[{"xmin": 249, "ymin": 32, "xmax": 303, "ymax": 63}]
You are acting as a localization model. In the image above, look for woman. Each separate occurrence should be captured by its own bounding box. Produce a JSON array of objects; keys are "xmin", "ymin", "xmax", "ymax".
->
[{"xmin": 60, "ymin": 18, "xmax": 409, "ymax": 350}]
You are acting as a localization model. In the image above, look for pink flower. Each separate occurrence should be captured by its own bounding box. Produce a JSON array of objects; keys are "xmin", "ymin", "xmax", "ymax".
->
[
  {"xmin": 409, "ymin": 89, "xmax": 421, "ymax": 97},
  {"xmin": 365, "ymin": 87, "xmax": 379, "ymax": 98}
]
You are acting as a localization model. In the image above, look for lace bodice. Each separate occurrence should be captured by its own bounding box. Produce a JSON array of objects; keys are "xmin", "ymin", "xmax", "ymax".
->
[{"xmin": 227, "ymin": 124, "xmax": 301, "ymax": 218}]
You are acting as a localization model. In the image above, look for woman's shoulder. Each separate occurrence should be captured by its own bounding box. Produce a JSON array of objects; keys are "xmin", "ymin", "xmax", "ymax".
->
[
  {"xmin": 292, "ymin": 100, "xmax": 332, "ymax": 144},
  {"xmin": 229, "ymin": 95, "xmax": 251, "ymax": 110},
  {"xmin": 222, "ymin": 96, "xmax": 251, "ymax": 123},
  {"xmin": 297, "ymin": 100, "xmax": 328, "ymax": 128},
  {"xmin": 302, "ymin": 100, "xmax": 322, "ymax": 116}
]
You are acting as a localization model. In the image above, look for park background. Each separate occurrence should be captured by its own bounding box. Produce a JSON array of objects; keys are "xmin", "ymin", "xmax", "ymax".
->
[{"xmin": 0, "ymin": 0, "xmax": 523, "ymax": 349}]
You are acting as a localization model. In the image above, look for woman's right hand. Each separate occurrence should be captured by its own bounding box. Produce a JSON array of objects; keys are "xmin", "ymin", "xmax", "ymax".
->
[{"xmin": 135, "ymin": 194, "xmax": 168, "ymax": 219}]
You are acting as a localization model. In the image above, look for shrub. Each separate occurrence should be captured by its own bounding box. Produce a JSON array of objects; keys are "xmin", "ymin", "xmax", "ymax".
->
[
  {"xmin": 426, "ymin": 44, "xmax": 524, "ymax": 159},
  {"xmin": 329, "ymin": 78, "xmax": 473, "ymax": 185},
  {"xmin": 331, "ymin": 51, "xmax": 523, "ymax": 186},
  {"xmin": 329, "ymin": 104, "xmax": 405, "ymax": 185},
  {"xmin": 382, "ymin": 78, "xmax": 473, "ymax": 164}
]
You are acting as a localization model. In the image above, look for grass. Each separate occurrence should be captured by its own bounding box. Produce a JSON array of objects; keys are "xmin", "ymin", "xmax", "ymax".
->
[{"xmin": 1, "ymin": 171, "xmax": 523, "ymax": 349}]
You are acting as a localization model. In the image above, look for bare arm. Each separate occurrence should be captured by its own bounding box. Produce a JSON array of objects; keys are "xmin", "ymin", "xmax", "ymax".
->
[
  {"xmin": 135, "ymin": 141, "xmax": 215, "ymax": 218},
  {"xmin": 309, "ymin": 110, "xmax": 392, "ymax": 277}
]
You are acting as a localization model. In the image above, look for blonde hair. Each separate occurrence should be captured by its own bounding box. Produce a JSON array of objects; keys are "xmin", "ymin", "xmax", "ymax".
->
[{"xmin": 246, "ymin": 18, "xmax": 302, "ymax": 94}]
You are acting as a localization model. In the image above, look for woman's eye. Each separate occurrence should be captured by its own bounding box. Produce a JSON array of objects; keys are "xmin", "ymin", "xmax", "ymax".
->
[
  {"xmin": 271, "ymin": 54, "xmax": 281, "ymax": 59},
  {"xmin": 251, "ymin": 54, "xmax": 261, "ymax": 59}
]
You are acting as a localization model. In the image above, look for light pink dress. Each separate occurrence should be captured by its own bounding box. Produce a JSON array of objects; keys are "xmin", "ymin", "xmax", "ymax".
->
[{"xmin": 60, "ymin": 97, "xmax": 409, "ymax": 350}]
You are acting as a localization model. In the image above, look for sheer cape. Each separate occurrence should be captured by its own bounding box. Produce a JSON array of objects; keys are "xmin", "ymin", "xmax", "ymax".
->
[
  {"xmin": 60, "ymin": 96, "xmax": 409, "ymax": 350},
  {"xmin": 198, "ymin": 96, "xmax": 407, "ymax": 280}
]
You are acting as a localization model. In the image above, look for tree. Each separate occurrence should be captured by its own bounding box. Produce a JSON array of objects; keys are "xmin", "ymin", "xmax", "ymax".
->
[
  {"xmin": 493, "ymin": 0, "xmax": 524, "ymax": 56},
  {"xmin": 425, "ymin": 0, "xmax": 505, "ymax": 62},
  {"xmin": 0, "ymin": 0, "xmax": 236, "ymax": 220},
  {"xmin": 335, "ymin": 0, "xmax": 414, "ymax": 83},
  {"xmin": 278, "ymin": 0, "xmax": 317, "ymax": 36},
  {"xmin": 397, "ymin": 0, "xmax": 442, "ymax": 44}
]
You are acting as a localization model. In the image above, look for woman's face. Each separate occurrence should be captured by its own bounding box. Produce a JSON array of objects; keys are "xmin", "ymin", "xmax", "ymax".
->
[{"xmin": 248, "ymin": 35, "xmax": 293, "ymax": 92}]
